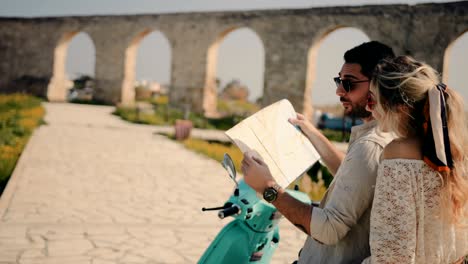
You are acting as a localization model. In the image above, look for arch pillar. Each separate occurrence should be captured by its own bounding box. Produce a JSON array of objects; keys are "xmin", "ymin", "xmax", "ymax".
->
[
  {"xmin": 120, "ymin": 30, "xmax": 151, "ymax": 106},
  {"xmin": 263, "ymin": 38, "xmax": 309, "ymax": 113},
  {"xmin": 47, "ymin": 32, "xmax": 78, "ymax": 102},
  {"xmin": 91, "ymin": 34, "xmax": 128, "ymax": 105},
  {"xmin": 442, "ymin": 31, "xmax": 468, "ymax": 83},
  {"xmin": 203, "ymin": 36, "xmax": 222, "ymax": 117},
  {"xmin": 169, "ymin": 35, "xmax": 210, "ymax": 114}
]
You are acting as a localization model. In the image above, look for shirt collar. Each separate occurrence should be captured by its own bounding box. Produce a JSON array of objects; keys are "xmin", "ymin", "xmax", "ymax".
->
[{"xmin": 349, "ymin": 120, "xmax": 378, "ymax": 145}]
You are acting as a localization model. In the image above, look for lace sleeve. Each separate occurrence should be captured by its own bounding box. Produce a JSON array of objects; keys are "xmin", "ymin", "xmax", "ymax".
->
[{"xmin": 368, "ymin": 161, "xmax": 417, "ymax": 263}]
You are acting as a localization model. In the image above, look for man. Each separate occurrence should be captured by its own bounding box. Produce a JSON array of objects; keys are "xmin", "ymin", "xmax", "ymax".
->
[{"xmin": 241, "ymin": 41, "xmax": 395, "ymax": 263}]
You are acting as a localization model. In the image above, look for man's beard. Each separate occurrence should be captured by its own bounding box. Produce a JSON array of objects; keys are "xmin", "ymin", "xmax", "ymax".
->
[
  {"xmin": 341, "ymin": 97, "xmax": 372, "ymax": 119},
  {"xmin": 349, "ymin": 103, "xmax": 372, "ymax": 119}
]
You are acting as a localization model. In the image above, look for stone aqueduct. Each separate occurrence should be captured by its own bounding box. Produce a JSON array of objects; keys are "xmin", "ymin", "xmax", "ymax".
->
[{"xmin": 0, "ymin": 2, "xmax": 467, "ymax": 117}]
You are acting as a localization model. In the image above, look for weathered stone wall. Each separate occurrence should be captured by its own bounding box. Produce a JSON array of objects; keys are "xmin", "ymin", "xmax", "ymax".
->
[{"xmin": 0, "ymin": 2, "xmax": 467, "ymax": 113}]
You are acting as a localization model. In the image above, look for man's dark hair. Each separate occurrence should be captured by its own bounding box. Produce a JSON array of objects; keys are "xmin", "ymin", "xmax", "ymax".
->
[{"xmin": 344, "ymin": 41, "xmax": 395, "ymax": 79}]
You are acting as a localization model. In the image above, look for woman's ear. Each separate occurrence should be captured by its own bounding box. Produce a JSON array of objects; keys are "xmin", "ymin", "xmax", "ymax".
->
[
  {"xmin": 394, "ymin": 104, "xmax": 415, "ymax": 135},
  {"xmin": 397, "ymin": 104, "xmax": 411, "ymax": 116}
]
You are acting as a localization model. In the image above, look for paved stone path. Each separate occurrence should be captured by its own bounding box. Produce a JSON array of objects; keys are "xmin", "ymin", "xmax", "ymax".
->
[{"xmin": 0, "ymin": 103, "xmax": 307, "ymax": 264}]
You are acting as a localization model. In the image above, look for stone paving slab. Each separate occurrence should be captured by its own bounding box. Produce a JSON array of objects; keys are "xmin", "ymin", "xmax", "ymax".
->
[{"xmin": 0, "ymin": 103, "xmax": 307, "ymax": 264}]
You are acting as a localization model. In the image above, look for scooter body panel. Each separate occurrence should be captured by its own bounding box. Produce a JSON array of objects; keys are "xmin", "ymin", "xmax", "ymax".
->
[
  {"xmin": 198, "ymin": 159, "xmax": 311, "ymax": 264},
  {"xmin": 198, "ymin": 219, "xmax": 279, "ymax": 264}
]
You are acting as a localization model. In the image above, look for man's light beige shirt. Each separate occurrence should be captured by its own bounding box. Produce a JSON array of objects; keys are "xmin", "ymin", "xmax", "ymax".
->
[{"xmin": 298, "ymin": 120, "xmax": 393, "ymax": 264}]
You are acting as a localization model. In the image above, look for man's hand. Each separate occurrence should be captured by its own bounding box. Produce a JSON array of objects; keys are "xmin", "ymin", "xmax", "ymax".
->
[
  {"xmin": 288, "ymin": 113, "xmax": 319, "ymax": 139},
  {"xmin": 241, "ymin": 152, "xmax": 277, "ymax": 193},
  {"xmin": 242, "ymin": 152, "xmax": 313, "ymax": 236}
]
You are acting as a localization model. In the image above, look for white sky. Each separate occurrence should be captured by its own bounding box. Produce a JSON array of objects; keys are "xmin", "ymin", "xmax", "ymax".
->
[
  {"xmin": 1, "ymin": 0, "xmax": 466, "ymax": 106},
  {"xmin": 0, "ymin": 0, "xmax": 457, "ymax": 17}
]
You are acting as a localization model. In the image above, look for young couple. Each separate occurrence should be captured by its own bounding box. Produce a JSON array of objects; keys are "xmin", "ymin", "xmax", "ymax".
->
[{"xmin": 241, "ymin": 41, "xmax": 468, "ymax": 263}]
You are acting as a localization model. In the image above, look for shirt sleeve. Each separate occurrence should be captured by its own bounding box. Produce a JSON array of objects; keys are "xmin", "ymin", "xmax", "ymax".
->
[
  {"xmin": 368, "ymin": 161, "xmax": 417, "ymax": 263},
  {"xmin": 309, "ymin": 140, "xmax": 382, "ymax": 245}
]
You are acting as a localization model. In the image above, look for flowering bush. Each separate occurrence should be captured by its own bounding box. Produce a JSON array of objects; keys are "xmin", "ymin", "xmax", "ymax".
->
[{"xmin": 0, "ymin": 94, "xmax": 44, "ymax": 195}]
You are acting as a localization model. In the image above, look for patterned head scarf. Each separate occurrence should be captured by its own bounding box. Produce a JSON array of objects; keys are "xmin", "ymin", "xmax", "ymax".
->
[{"xmin": 422, "ymin": 83, "xmax": 453, "ymax": 172}]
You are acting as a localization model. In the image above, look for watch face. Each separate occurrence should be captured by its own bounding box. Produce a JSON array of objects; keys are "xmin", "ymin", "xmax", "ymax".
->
[{"xmin": 263, "ymin": 188, "xmax": 278, "ymax": 202}]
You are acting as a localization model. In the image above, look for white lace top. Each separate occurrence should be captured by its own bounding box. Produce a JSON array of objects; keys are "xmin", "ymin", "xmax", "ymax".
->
[{"xmin": 362, "ymin": 159, "xmax": 467, "ymax": 264}]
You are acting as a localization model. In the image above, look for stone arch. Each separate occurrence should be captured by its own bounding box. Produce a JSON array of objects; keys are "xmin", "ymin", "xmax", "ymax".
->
[
  {"xmin": 203, "ymin": 26, "xmax": 265, "ymax": 117},
  {"xmin": 442, "ymin": 29, "xmax": 468, "ymax": 83},
  {"xmin": 47, "ymin": 31, "xmax": 95, "ymax": 102},
  {"xmin": 303, "ymin": 26, "xmax": 370, "ymax": 119},
  {"xmin": 121, "ymin": 29, "xmax": 171, "ymax": 106},
  {"xmin": 442, "ymin": 29, "xmax": 468, "ymax": 106}
]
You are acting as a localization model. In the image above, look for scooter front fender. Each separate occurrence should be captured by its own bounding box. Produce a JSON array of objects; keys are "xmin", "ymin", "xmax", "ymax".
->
[{"xmin": 198, "ymin": 220, "xmax": 278, "ymax": 264}]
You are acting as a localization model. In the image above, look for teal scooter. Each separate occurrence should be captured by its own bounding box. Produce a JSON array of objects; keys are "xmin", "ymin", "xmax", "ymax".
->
[{"xmin": 199, "ymin": 153, "xmax": 310, "ymax": 264}]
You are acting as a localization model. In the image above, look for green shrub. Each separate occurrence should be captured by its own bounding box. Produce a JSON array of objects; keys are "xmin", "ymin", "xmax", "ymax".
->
[
  {"xmin": 217, "ymin": 99, "xmax": 260, "ymax": 116},
  {"xmin": 72, "ymin": 75, "xmax": 93, "ymax": 90},
  {"xmin": 0, "ymin": 94, "xmax": 45, "ymax": 195},
  {"xmin": 205, "ymin": 115, "xmax": 244, "ymax": 130},
  {"xmin": 0, "ymin": 94, "xmax": 42, "ymax": 112},
  {"xmin": 181, "ymin": 138, "xmax": 243, "ymax": 172},
  {"xmin": 115, "ymin": 97, "xmax": 259, "ymax": 130},
  {"xmin": 306, "ymin": 161, "xmax": 333, "ymax": 188},
  {"xmin": 69, "ymin": 98, "xmax": 108, "ymax": 105},
  {"xmin": 321, "ymin": 128, "xmax": 350, "ymax": 142},
  {"xmin": 114, "ymin": 102, "xmax": 233, "ymax": 130},
  {"xmin": 149, "ymin": 95, "xmax": 169, "ymax": 106}
]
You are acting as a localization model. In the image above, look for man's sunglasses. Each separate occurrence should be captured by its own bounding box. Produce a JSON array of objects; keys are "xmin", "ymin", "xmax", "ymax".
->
[{"xmin": 333, "ymin": 77, "xmax": 370, "ymax": 92}]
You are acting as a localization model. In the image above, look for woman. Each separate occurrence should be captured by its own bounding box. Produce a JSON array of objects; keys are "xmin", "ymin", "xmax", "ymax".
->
[{"xmin": 363, "ymin": 56, "xmax": 468, "ymax": 263}]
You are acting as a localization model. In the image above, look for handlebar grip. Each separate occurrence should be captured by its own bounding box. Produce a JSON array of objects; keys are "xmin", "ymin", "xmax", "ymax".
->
[{"xmin": 218, "ymin": 205, "xmax": 240, "ymax": 219}]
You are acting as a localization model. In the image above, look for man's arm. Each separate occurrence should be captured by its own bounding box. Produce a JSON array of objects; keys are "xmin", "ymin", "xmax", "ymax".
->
[
  {"xmin": 271, "ymin": 187, "xmax": 313, "ymax": 235},
  {"xmin": 307, "ymin": 141, "xmax": 383, "ymax": 245},
  {"xmin": 289, "ymin": 114, "xmax": 344, "ymax": 175},
  {"xmin": 242, "ymin": 140, "xmax": 383, "ymax": 244},
  {"xmin": 242, "ymin": 154, "xmax": 313, "ymax": 235}
]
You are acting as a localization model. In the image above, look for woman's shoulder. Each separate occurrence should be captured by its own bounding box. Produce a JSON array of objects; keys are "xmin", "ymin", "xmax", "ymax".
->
[{"xmin": 382, "ymin": 138, "xmax": 423, "ymax": 160}]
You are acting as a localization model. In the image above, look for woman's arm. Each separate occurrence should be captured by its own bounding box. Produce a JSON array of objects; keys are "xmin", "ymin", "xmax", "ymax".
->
[{"xmin": 289, "ymin": 113, "xmax": 345, "ymax": 175}]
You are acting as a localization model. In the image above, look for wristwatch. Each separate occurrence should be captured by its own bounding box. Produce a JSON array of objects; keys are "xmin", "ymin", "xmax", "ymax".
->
[{"xmin": 263, "ymin": 184, "xmax": 281, "ymax": 203}]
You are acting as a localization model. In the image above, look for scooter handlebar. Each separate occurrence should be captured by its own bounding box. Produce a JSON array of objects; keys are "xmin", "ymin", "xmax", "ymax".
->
[{"xmin": 218, "ymin": 204, "xmax": 241, "ymax": 219}]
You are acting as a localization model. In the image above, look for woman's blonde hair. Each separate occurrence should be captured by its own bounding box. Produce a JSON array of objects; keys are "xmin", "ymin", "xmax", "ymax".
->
[{"xmin": 371, "ymin": 55, "xmax": 468, "ymax": 223}]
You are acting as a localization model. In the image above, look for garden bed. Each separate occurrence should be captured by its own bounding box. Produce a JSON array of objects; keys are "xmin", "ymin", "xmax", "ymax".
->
[{"xmin": 0, "ymin": 94, "xmax": 45, "ymax": 196}]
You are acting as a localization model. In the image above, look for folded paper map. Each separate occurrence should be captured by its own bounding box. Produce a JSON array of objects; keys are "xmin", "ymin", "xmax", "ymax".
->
[{"xmin": 225, "ymin": 99, "xmax": 320, "ymax": 188}]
